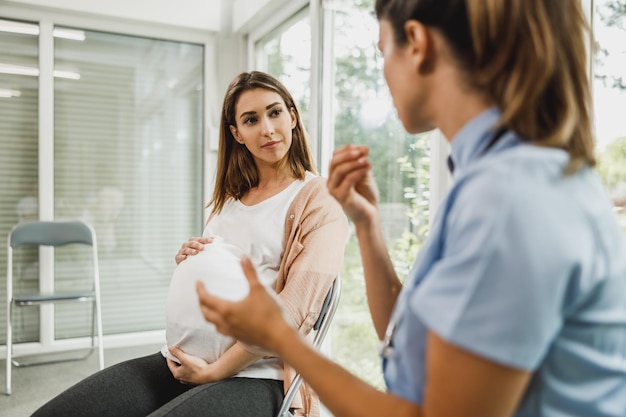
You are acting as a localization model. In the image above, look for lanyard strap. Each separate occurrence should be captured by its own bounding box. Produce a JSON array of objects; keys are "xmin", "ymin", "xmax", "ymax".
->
[
  {"xmin": 481, "ymin": 126, "xmax": 508, "ymax": 156},
  {"xmin": 447, "ymin": 126, "xmax": 508, "ymax": 174}
]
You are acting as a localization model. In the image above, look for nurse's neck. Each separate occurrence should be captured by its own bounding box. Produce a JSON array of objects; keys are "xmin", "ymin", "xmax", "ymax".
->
[{"xmin": 432, "ymin": 82, "xmax": 495, "ymax": 144}]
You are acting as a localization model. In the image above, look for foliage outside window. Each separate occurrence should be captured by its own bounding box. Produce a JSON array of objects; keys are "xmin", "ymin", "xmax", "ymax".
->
[
  {"xmin": 594, "ymin": 0, "xmax": 626, "ymax": 232},
  {"xmin": 255, "ymin": 8, "xmax": 311, "ymax": 129},
  {"xmin": 328, "ymin": 0, "xmax": 431, "ymax": 390}
]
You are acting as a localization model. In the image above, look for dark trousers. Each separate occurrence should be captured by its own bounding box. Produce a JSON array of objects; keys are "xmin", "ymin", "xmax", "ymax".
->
[{"xmin": 31, "ymin": 353, "xmax": 284, "ymax": 417}]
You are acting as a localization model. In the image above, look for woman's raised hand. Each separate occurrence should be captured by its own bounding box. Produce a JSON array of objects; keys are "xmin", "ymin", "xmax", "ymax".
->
[
  {"xmin": 327, "ymin": 144, "xmax": 379, "ymax": 225},
  {"xmin": 175, "ymin": 237, "xmax": 214, "ymax": 265}
]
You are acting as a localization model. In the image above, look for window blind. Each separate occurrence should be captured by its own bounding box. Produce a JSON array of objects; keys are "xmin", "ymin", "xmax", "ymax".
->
[
  {"xmin": 0, "ymin": 20, "xmax": 205, "ymax": 345},
  {"xmin": 53, "ymin": 28, "xmax": 204, "ymax": 338},
  {"xmin": 0, "ymin": 26, "xmax": 40, "ymax": 344}
]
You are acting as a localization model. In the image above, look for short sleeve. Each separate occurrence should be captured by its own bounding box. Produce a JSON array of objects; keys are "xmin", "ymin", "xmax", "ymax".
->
[{"xmin": 411, "ymin": 174, "xmax": 576, "ymax": 370}]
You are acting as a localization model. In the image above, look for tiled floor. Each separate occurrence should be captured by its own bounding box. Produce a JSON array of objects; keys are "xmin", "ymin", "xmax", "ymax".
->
[{"xmin": 1, "ymin": 344, "xmax": 163, "ymax": 417}]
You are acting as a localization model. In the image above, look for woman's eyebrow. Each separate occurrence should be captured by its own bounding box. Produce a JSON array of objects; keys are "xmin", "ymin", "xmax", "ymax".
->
[
  {"xmin": 238, "ymin": 110, "xmax": 257, "ymax": 121},
  {"xmin": 238, "ymin": 102, "xmax": 282, "ymax": 121}
]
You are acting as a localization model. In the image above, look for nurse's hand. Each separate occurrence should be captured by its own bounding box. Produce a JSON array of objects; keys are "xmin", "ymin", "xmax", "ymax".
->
[
  {"xmin": 175, "ymin": 236, "xmax": 214, "ymax": 264},
  {"xmin": 196, "ymin": 256, "xmax": 292, "ymax": 353},
  {"xmin": 327, "ymin": 144, "xmax": 379, "ymax": 226}
]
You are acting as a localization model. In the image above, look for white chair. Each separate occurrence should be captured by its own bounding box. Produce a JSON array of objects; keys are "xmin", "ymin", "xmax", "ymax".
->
[
  {"xmin": 277, "ymin": 276, "xmax": 342, "ymax": 417},
  {"xmin": 5, "ymin": 219, "xmax": 104, "ymax": 395}
]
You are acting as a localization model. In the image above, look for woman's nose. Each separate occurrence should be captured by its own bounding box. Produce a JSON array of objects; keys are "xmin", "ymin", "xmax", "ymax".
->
[{"xmin": 260, "ymin": 118, "xmax": 274, "ymax": 136}]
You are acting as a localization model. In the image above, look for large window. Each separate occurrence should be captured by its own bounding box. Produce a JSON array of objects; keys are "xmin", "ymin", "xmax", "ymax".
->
[
  {"xmin": 593, "ymin": 0, "xmax": 626, "ymax": 232},
  {"xmin": 254, "ymin": 1, "xmax": 432, "ymax": 389},
  {"xmin": 254, "ymin": 7, "xmax": 312, "ymax": 130},
  {"xmin": 0, "ymin": 19, "xmax": 204, "ymax": 348},
  {"xmin": 325, "ymin": 0, "xmax": 431, "ymax": 389}
]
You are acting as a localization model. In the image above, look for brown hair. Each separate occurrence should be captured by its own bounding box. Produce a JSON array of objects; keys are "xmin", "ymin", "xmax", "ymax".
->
[
  {"xmin": 375, "ymin": 0, "xmax": 595, "ymax": 171},
  {"xmin": 209, "ymin": 71, "xmax": 316, "ymax": 214}
]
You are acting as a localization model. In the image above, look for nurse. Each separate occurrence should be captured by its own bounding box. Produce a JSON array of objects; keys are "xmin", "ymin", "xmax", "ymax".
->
[{"xmin": 197, "ymin": 1, "xmax": 626, "ymax": 416}]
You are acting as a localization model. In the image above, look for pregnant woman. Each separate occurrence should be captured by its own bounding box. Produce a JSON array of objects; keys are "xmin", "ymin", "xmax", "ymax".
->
[{"xmin": 32, "ymin": 71, "xmax": 349, "ymax": 417}]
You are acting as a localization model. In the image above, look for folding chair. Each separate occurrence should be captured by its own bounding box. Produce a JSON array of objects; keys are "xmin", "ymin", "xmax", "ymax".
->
[
  {"xmin": 277, "ymin": 275, "xmax": 342, "ymax": 417},
  {"xmin": 5, "ymin": 220, "xmax": 104, "ymax": 395}
]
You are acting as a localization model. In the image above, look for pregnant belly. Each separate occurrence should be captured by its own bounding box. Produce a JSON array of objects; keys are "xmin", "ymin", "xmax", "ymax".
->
[{"xmin": 165, "ymin": 241, "xmax": 248, "ymax": 363}]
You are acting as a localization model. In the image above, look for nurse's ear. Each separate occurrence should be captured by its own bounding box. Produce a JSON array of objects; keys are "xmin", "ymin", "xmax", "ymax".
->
[{"xmin": 403, "ymin": 19, "xmax": 436, "ymax": 74}]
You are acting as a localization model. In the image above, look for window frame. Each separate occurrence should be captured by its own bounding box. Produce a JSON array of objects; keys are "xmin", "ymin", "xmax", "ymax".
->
[{"xmin": 245, "ymin": 0, "xmax": 320, "ymax": 164}]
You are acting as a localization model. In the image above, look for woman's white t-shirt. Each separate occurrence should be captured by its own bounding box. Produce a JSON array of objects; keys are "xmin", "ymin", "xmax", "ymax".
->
[{"xmin": 163, "ymin": 172, "xmax": 315, "ymax": 380}]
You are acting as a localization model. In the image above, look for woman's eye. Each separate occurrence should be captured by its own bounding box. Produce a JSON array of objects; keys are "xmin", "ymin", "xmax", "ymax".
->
[
  {"xmin": 270, "ymin": 108, "xmax": 282, "ymax": 117},
  {"xmin": 243, "ymin": 117, "xmax": 257, "ymax": 125}
]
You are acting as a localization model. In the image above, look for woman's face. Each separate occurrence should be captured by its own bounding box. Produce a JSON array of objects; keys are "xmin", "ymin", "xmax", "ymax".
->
[
  {"xmin": 230, "ymin": 88, "xmax": 297, "ymax": 167},
  {"xmin": 378, "ymin": 18, "xmax": 434, "ymax": 134}
]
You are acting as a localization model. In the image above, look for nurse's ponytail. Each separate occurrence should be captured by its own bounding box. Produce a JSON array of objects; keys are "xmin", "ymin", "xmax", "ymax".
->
[{"xmin": 375, "ymin": 0, "xmax": 595, "ymax": 171}]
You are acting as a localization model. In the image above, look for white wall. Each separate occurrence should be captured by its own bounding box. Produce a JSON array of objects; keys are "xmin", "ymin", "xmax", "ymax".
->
[
  {"xmin": 3, "ymin": 0, "xmax": 223, "ymax": 31},
  {"xmin": 232, "ymin": 0, "xmax": 301, "ymax": 33},
  {"xmin": 4, "ymin": 0, "xmax": 303, "ymax": 37}
]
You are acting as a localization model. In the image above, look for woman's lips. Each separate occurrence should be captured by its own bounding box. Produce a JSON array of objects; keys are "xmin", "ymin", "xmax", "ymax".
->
[{"xmin": 262, "ymin": 140, "xmax": 280, "ymax": 149}]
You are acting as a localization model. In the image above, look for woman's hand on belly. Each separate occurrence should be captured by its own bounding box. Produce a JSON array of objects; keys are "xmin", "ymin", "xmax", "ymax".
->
[
  {"xmin": 166, "ymin": 345, "xmax": 216, "ymax": 385},
  {"xmin": 175, "ymin": 236, "xmax": 214, "ymax": 265},
  {"xmin": 167, "ymin": 342, "xmax": 262, "ymax": 385}
]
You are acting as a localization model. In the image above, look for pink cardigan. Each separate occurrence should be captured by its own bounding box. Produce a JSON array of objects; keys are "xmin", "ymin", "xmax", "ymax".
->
[{"xmin": 246, "ymin": 176, "xmax": 349, "ymax": 417}]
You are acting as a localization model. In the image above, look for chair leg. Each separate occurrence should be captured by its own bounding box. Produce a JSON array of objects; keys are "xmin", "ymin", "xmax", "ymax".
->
[
  {"xmin": 89, "ymin": 302, "xmax": 96, "ymax": 354},
  {"xmin": 93, "ymin": 299, "xmax": 104, "ymax": 370},
  {"xmin": 10, "ymin": 300, "xmax": 103, "ymax": 370},
  {"xmin": 6, "ymin": 303, "xmax": 13, "ymax": 396}
]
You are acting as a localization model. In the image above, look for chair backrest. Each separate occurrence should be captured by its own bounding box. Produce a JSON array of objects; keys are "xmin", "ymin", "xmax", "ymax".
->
[
  {"xmin": 310, "ymin": 275, "xmax": 341, "ymax": 344},
  {"xmin": 7, "ymin": 219, "xmax": 100, "ymax": 295},
  {"xmin": 9, "ymin": 220, "xmax": 95, "ymax": 248},
  {"xmin": 277, "ymin": 275, "xmax": 342, "ymax": 417}
]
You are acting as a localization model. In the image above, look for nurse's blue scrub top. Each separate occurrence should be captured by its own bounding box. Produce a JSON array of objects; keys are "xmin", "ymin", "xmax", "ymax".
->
[{"xmin": 383, "ymin": 108, "xmax": 626, "ymax": 416}]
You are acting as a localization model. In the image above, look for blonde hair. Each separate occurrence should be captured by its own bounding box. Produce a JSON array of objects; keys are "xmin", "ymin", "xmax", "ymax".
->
[
  {"xmin": 209, "ymin": 71, "xmax": 316, "ymax": 214},
  {"xmin": 375, "ymin": 0, "xmax": 595, "ymax": 172}
]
